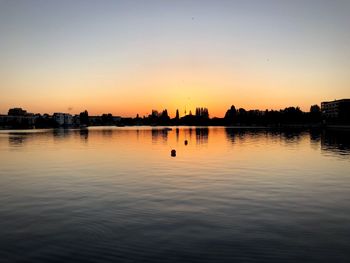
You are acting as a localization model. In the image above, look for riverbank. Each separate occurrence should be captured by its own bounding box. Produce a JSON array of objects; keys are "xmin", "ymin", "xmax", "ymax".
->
[{"xmin": 1, "ymin": 124, "xmax": 350, "ymax": 131}]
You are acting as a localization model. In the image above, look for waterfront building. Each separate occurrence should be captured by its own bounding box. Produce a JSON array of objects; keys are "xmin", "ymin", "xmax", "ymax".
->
[
  {"xmin": 8, "ymin": 107, "xmax": 28, "ymax": 116},
  {"xmin": 321, "ymin": 99, "xmax": 350, "ymax": 120},
  {"xmin": 0, "ymin": 115, "xmax": 35, "ymax": 128},
  {"xmin": 0, "ymin": 107, "xmax": 36, "ymax": 127},
  {"xmin": 53, "ymin": 113, "xmax": 73, "ymax": 126}
]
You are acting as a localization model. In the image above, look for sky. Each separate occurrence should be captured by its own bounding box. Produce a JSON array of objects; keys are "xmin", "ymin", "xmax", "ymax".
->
[{"xmin": 0, "ymin": 0, "xmax": 349, "ymax": 117}]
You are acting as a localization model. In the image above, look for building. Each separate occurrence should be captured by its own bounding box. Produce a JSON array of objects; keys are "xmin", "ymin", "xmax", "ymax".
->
[
  {"xmin": 73, "ymin": 115, "xmax": 80, "ymax": 126},
  {"xmin": 321, "ymin": 99, "xmax": 350, "ymax": 119},
  {"xmin": 0, "ymin": 108, "xmax": 36, "ymax": 128},
  {"xmin": 53, "ymin": 113, "xmax": 73, "ymax": 126},
  {"xmin": 8, "ymin": 107, "xmax": 27, "ymax": 116},
  {"xmin": 0, "ymin": 115, "xmax": 35, "ymax": 128},
  {"xmin": 112, "ymin": 116, "xmax": 121, "ymax": 122}
]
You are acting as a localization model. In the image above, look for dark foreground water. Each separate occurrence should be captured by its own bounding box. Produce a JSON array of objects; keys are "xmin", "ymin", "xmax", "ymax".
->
[{"xmin": 0, "ymin": 127, "xmax": 350, "ymax": 263}]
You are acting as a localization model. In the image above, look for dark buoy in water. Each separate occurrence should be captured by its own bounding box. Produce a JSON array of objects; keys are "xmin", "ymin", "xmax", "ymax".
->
[
  {"xmin": 171, "ymin": 149, "xmax": 176, "ymax": 157},
  {"xmin": 184, "ymin": 140, "xmax": 188, "ymax": 145}
]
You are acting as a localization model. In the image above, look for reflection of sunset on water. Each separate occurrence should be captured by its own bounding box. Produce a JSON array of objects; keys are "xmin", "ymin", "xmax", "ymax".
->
[{"xmin": 1, "ymin": 127, "xmax": 350, "ymax": 262}]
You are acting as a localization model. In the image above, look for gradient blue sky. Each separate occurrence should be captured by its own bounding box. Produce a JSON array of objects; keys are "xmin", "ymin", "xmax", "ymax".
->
[{"xmin": 1, "ymin": 0, "xmax": 349, "ymax": 117}]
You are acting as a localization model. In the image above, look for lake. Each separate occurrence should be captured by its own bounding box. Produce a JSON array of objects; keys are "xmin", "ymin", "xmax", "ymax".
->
[{"xmin": 0, "ymin": 127, "xmax": 350, "ymax": 262}]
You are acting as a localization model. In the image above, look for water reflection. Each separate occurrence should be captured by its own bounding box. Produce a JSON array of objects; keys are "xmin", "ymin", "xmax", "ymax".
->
[
  {"xmin": 101, "ymin": 129, "xmax": 113, "ymax": 138},
  {"xmin": 53, "ymin": 128, "xmax": 72, "ymax": 140},
  {"xmin": 225, "ymin": 127, "xmax": 236, "ymax": 143},
  {"xmin": 310, "ymin": 129, "xmax": 321, "ymax": 143},
  {"xmin": 8, "ymin": 133, "xmax": 28, "ymax": 146},
  {"xmin": 1, "ymin": 127, "xmax": 350, "ymax": 263},
  {"xmin": 151, "ymin": 128, "xmax": 169, "ymax": 144},
  {"xmin": 195, "ymin": 127, "xmax": 209, "ymax": 144},
  {"xmin": 321, "ymin": 129, "xmax": 350, "ymax": 156},
  {"xmin": 280, "ymin": 129, "xmax": 304, "ymax": 142},
  {"xmin": 226, "ymin": 128, "xmax": 298, "ymax": 145},
  {"xmin": 3, "ymin": 127, "xmax": 350, "ymax": 159},
  {"xmin": 79, "ymin": 128, "xmax": 89, "ymax": 142},
  {"xmin": 7, "ymin": 130, "xmax": 50, "ymax": 147}
]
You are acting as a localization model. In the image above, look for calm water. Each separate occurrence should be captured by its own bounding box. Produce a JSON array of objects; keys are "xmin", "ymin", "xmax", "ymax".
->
[{"xmin": 1, "ymin": 127, "xmax": 350, "ymax": 263}]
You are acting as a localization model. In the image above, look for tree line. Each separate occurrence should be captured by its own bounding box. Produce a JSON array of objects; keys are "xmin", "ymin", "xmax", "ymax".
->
[
  {"xmin": 117, "ymin": 105, "xmax": 322, "ymax": 126},
  {"xmin": 2, "ymin": 104, "xmax": 325, "ymax": 128}
]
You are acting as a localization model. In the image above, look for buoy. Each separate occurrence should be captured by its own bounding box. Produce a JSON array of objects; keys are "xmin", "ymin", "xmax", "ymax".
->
[
  {"xmin": 184, "ymin": 140, "xmax": 188, "ymax": 145},
  {"xmin": 171, "ymin": 149, "xmax": 176, "ymax": 157}
]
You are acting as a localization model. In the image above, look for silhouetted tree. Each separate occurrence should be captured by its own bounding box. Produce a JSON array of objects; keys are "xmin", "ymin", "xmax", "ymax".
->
[
  {"xmin": 236, "ymin": 108, "xmax": 247, "ymax": 124},
  {"xmin": 151, "ymin": 110, "xmax": 159, "ymax": 117},
  {"xmin": 282, "ymin": 107, "xmax": 303, "ymax": 123},
  {"xmin": 195, "ymin": 107, "xmax": 209, "ymax": 119},
  {"xmin": 159, "ymin": 109, "xmax": 170, "ymax": 124},
  {"xmin": 310, "ymin": 104, "xmax": 320, "ymax": 113},
  {"xmin": 309, "ymin": 104, "xmax": 321, "ymax": 123},
  {"xmin": 162, "ymin": 109, "xmax": 169, "ymax": 118},
  {"xmin": 80, "ymin": 110, "xmax": 89, "ymax": 126},
  {"xmin": 224, "ymin": 105, "xmax": 237, "ymax": 124}
]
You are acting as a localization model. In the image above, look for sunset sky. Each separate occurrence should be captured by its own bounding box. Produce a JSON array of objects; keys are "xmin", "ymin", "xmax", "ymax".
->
[{"xmin": 1, "ymin": 0, "xmax": 349, "ymax": 117}]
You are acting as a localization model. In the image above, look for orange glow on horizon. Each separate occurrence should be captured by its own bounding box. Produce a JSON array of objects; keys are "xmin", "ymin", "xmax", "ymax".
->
[{"xmin": 1, "ymin": 64, "xmax": 338, "ymax": 117}]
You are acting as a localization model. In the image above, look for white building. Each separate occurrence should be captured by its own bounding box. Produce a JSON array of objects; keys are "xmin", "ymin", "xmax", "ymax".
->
[{"xmin": 53, "ymin": 113, "xmax": 73, "ymax": 126}]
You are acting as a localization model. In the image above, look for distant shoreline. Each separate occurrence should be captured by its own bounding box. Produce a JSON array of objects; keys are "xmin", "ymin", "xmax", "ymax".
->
[{"xmin": 1, "ymin": 124, "xmax": 350, "ymax": 131}]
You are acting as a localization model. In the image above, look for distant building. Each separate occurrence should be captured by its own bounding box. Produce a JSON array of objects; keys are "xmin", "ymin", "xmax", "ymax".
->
[
  {"xmin": 321, "ymin": 99, "xmax": 350, "ymax": 120},
  {"xmin": 112, "ymin": 116, "xmax": 121, "ymax": 122},
  {"xmin": 8, "ymin": 107, "xmax": 28, "ymax": 116},
  {"xmin": 88, "ymin": 115, "xmax": 121, "ymax": 126},
  {"xmin": 88, "ymin": 116, "xmax": 101, "ymax": 126},
  {"xmin": 73, "ymin": 115, "xmax": 80, "ymax": 126},
  {"xmin": 0, "ymin": 108, "xmax": 36, "ymax": 127},
  {"xmin": 53, "ymin": 113, "xmax": 73, "ymax": 126},
  {"xmin": 0, "ymin": 115, "xmax": 35, "ymax": 128}
]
